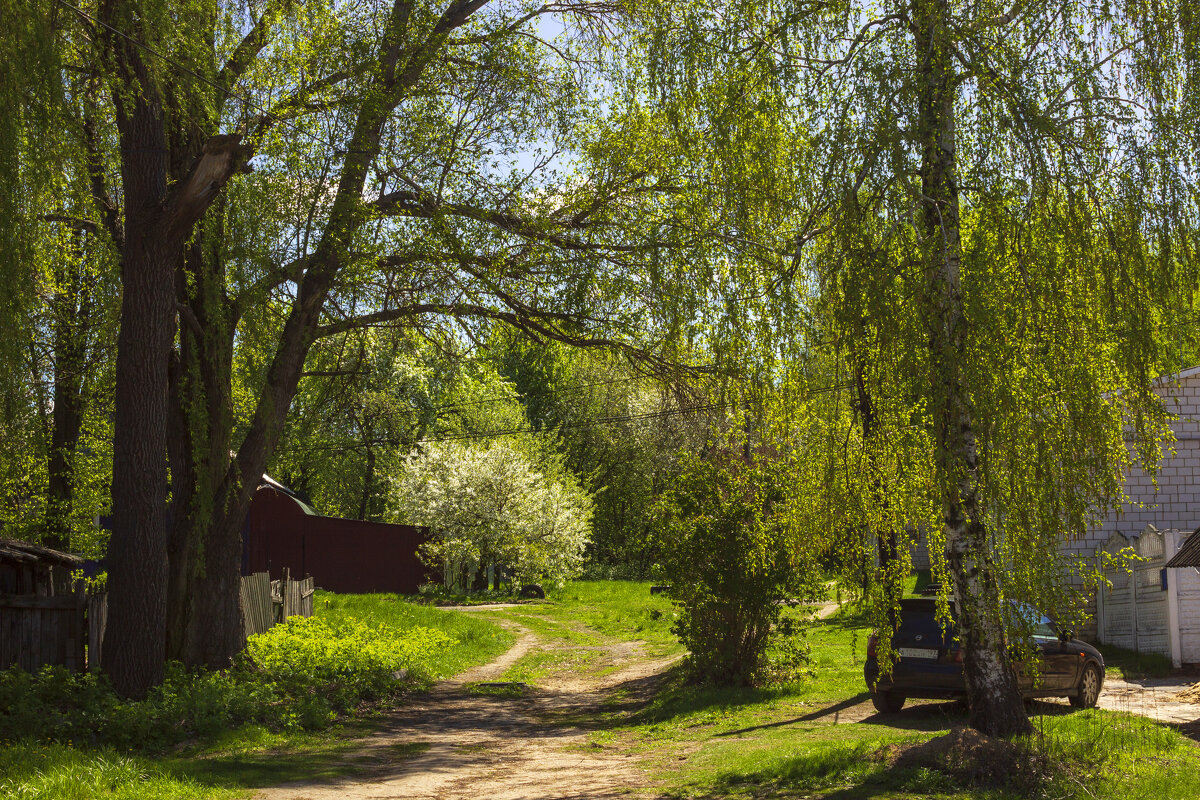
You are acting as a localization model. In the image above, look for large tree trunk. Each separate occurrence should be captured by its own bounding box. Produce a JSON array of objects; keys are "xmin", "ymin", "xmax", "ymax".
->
[
  {"xmin": 102, "ymin": 71, "xmax": 173, "ymax": 697},
  {"xmin": 101, "ymin": 1, "xmax": 249, "ymax": 692},
  {"xmin": 166, "ymin": 229, "xmax": 242, "ymax": 667},
  {"xmin": 913, "ymin": 0, "xmax": 1031, "ymax": 737}
]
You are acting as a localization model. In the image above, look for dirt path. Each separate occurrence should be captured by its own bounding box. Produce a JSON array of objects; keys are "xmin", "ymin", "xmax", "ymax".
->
[
  {"xmin": 255, "ymin": 616, "xmax": 678, "ymax": 800},
  {"xmin": 253, "ymin": 603, "xmax": 1200, "ymax": 799},
  {"xmin": 793, "ymin": 675, "xmax": 1200, "ymax": 729}
]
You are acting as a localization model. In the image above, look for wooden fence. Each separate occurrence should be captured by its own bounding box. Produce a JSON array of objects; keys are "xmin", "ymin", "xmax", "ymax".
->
[
  {"xmin": 3, "ymin": 573, "xmax": 316, "ymax": 674},
  {"xmin": 240, "ymin": 570, "xmax": 315, "ymax": 639},
  {"xmin": 0, "ymin": 584, "xmax": 87, "ymax": 673}
]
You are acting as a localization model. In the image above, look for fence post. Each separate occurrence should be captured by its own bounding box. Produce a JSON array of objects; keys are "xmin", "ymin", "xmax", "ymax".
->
[{"xmin": 87, "ymin": 591, "xmax": 108, "ymax": 673}]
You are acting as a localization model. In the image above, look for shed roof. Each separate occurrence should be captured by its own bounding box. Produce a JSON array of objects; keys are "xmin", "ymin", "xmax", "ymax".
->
[
  {"xmin": 260, "ymin": 474, "xmax": 318, "ymax": 516},
  {"xmin": 1166, "ymin": 527, "xmax": 1200, "ymax": 568},
  {"xmin": 0, "ymin": 537, "xmax": 84, "ymax": 568}
]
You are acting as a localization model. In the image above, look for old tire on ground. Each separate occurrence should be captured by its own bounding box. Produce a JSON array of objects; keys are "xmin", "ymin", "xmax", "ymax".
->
[
  {"xmin": 518, "ymin": 583, "xmax": 546, "ymax": 599},
  {"xmin": 1069, "ymin": 662, "xmax": 1102, "ymax": 709},
  {"xmin": 871, "ymin": 690, "xmax": 906, "ymax": 713}
]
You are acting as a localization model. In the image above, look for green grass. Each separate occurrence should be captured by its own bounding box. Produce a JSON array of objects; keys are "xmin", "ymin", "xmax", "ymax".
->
[
  {"xmin": 1094, "ymin": 642, "xmax": 1177, "ymax": 680},
  {"xmin": 0, "ymin": 592, "xmax": 513, "ymax": 800},
  {"xmin": 583, "ymin": 594, "xmax": 1200, "ymax": 800},
  {"xmin": 315, "ymin": 591, "xmax": 516, "ymax": 678},
  {"xmin": 540, "ymin": 580, "xmax": 684, "ymax": 657},
  {"xmin": 0, "ymin": 741, "xmax": 244, "ymax": 800},
  {"xmin": 7, "ymin": 580, "xmax": 1197, "ymax": 800}
]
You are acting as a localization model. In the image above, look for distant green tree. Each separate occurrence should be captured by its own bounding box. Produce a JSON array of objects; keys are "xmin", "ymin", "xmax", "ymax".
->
[
  {"xmin": 489, "ymin": 335, "xmax": 714, "ymax": 574},
  {"xmin": 270, "ymin": 331, "xmax": 529, "ymax": 521}
]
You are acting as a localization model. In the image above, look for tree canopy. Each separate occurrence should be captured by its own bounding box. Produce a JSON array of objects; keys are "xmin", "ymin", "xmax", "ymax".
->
[{"xmin": 1, "ymin": 0, "xmax": 1199, "ymax": 738}]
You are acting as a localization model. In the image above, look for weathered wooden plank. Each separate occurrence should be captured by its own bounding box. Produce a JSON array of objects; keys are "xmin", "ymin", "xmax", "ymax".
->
[
  {"xmin": 0, "ymin": 594, "xmax": 84, "ymax": 609},
  {"xmin": 88, "ymin": 592, "xmax": 107, "ymax": 672},
  {"xmin": 299, "ymin": 577, "xmax": 314, "ymax": 617},
  {"xmin": 240, "ymin": 572, "xmax": 276, "ymax": 639}
]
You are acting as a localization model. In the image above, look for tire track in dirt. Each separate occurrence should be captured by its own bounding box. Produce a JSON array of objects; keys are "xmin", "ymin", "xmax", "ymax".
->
[{"xmin": 255, "ymin": 614, "xmax": 677, "ymax": 800}]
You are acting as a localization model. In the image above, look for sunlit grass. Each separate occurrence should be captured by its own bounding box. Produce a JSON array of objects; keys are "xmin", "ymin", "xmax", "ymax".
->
[
  {"xmin": 0, "ymin": 592, "xmax": 513, "ymax": 800},
  {"xmin": 316, "ymin": 590, "xmax": 516, "ymax": 678}
]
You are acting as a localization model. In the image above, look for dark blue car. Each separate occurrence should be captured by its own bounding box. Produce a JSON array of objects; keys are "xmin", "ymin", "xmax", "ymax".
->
[{"xmin": 864, "ymin": 598, "xmax": 1105, "ymax": 713}]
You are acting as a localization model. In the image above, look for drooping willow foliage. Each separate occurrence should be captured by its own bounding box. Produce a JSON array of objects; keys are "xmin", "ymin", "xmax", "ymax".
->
[{"xmin": 607, "ymin": 0, "xmax": 1200, "ymax": 649}]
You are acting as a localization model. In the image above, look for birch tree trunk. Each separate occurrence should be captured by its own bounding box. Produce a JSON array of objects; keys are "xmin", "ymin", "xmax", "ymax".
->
[{"xmin": 913, "ymin": 0, "xmax": 1031, "ymax": 738}]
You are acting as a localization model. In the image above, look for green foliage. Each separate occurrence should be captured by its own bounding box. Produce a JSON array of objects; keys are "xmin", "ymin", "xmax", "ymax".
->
[
  {"xmin": 316, "ymin": 591, "xmax": 516, "ymax": 677},
  {"xmin": 652, "ymin": 447, "xmax": 825, "ymax": 686},
  {"xmin": 244, "ymin": 615, "xmax": 452, "ymax": 724},
  {"xmin": 0, "ymin": 594, "xmax": 505, "ymax": 752},
  {"xmin": 0, "ymin": 740, "xmax": 238, "ymax": 800},
  {"xmin": 488, "ymin": 334, "xmax": 714, "ymax": 575}
]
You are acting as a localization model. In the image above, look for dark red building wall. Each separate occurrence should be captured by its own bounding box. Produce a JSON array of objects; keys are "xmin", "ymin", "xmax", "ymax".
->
[{"xmin": 244, "ymin": 486, "xmax": 430, "ymax": 594}]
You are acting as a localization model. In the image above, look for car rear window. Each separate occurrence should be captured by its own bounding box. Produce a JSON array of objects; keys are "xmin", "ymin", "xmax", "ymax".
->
[{"xmin": 893, "ymin": 599, "xmax": 957, "ymax": 647}]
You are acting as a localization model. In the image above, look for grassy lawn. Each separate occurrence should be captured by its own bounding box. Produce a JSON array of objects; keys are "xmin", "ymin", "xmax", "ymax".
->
[
  {"xmin": 0, "ymin": 594, "xmax": 512, "ymax": 800},
  {"xmin": 574, "ymin": 590, "xmax": 1200, "ymax": 800},
  {"xmin": 454, "ymin": 580, "xmax": 684, "ymax": 684},
  {"xmin": 4, "ymin": 580, "xmax": 1198, "ymax": 800},
  {"xmin": 474, "ymin": 581, "xmax": 1200, "ymax": 799}
]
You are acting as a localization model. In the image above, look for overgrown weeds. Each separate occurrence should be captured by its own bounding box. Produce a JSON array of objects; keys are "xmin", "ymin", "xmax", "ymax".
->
[{"xmin": 0, "ymin": 594, "xmax": 511, "ymax": 754}]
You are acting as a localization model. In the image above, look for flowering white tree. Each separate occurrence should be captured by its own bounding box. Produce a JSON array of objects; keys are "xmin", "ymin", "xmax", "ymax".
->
[{"xmin": 391, "ymin": 441, "xmax": 592, "ymax": 590}]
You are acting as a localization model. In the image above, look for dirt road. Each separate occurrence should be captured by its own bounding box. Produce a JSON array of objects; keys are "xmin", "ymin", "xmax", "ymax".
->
[
  {"xmin": 255, "ymin": 618, "xmax": 676, "ymax": 800},
  {"xmin": 254, "ymin": 605, "xmax": 1199, "ymax": 800}
]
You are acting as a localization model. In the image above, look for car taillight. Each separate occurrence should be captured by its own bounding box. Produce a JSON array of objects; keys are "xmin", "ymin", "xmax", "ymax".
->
[
  {"xmin": 867, "ymin": 633, "xmax": 878, "ymax": 659},
  {"xmin": 953, "ymin": 648, "xmax": 963, "ymax": 663}
]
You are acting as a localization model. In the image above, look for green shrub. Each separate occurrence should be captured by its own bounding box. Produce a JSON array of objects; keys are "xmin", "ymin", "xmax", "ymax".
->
[
  {"xmin": 652, "ymin": 449, "xmax": 824, "ymax": 686},
  {"xmin": 0, "ymin": 602, "xmax": 459, "ymax": 752},
  {"xmin": 244, "ymin": 615, "xmax": 454, "ymax": 722}
]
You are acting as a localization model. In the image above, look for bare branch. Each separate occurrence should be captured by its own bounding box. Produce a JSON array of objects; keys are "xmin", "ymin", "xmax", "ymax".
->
[{"xmin": 216, "ymin": 0, "xmax": 284, "ymax": 103}]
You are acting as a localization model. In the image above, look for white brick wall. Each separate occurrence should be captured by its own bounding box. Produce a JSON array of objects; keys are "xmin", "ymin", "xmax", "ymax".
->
[{"xmin": 1072, "ymin": 368, "xmax": 1200, "ymax": 643}]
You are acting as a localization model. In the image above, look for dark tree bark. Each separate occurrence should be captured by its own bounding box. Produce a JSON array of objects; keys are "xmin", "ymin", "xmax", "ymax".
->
[
  {"xmin": 44, "ymin": 241, "xmax": 94, "ymax": 551},
  {"xmin": 913, "ymin": 0, "xmax": 1031, "ymax": 737},
  {"xmin": 99, "ymin": 0, "xmax": 250, "ymax": 694},
  {"xmin": 101, "ymin": 33, "xmax": 174, "ymax": 695},
  {"xmin": 166, "ymin": 228, "xmax": 239, "ymax": 666}
]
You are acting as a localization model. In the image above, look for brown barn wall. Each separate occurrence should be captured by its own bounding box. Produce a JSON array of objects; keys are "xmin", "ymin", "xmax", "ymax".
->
[{"xmin": 244, "ymin": 487, "xmax": 430, "ymax": 594}]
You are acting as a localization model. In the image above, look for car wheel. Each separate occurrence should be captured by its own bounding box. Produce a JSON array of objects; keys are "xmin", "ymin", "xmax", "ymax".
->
[
  {"xmin": 871, "ymin": 690, "xmax": 906, "ymax": 713},
  {"xmin": 1069, "ymin": 663, "xmax": 1102, "ymax": 709}
]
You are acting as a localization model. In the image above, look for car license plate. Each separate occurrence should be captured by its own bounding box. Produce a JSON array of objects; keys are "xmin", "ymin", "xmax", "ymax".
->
[{"xmin": 898, "ymin": 647, "xmax": 938, "ymax": 659}]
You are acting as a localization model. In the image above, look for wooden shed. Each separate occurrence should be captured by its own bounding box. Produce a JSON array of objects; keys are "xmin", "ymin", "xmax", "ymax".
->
[
  {"xmin": 243, "ymin": 477, "xmax": 430, "ymax": 594},
  {"xmin": 0, "ymin": 538, "xmax": 87, "ymax": 672}
]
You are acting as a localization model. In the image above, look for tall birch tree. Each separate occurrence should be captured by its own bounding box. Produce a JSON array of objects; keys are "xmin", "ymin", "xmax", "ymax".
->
[{"xmin": 616, "ymin": 0, "xmax": 1199, "ymax": 735}]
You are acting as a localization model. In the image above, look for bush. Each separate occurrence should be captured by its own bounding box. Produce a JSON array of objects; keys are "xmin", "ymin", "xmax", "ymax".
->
[
  {"xmin": 652, "ymin": 449, "xmax": 823, "ymax": 686},
  {"xmin": 244, "ymin": 616, "xmax": 454, "ymax": 724},
  {"xmin": 0, "ymin": 606, "xmax": 458, "ymax": 751}
]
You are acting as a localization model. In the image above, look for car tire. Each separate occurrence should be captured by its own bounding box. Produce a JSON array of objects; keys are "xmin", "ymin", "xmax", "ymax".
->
[
  {"xmin": 1069, "ymin": 662, "xmax": 1102, "ymax": 709},
  {"xmin": 871, "ymin": 690, "xmax": 906, "ymax": 713}
]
